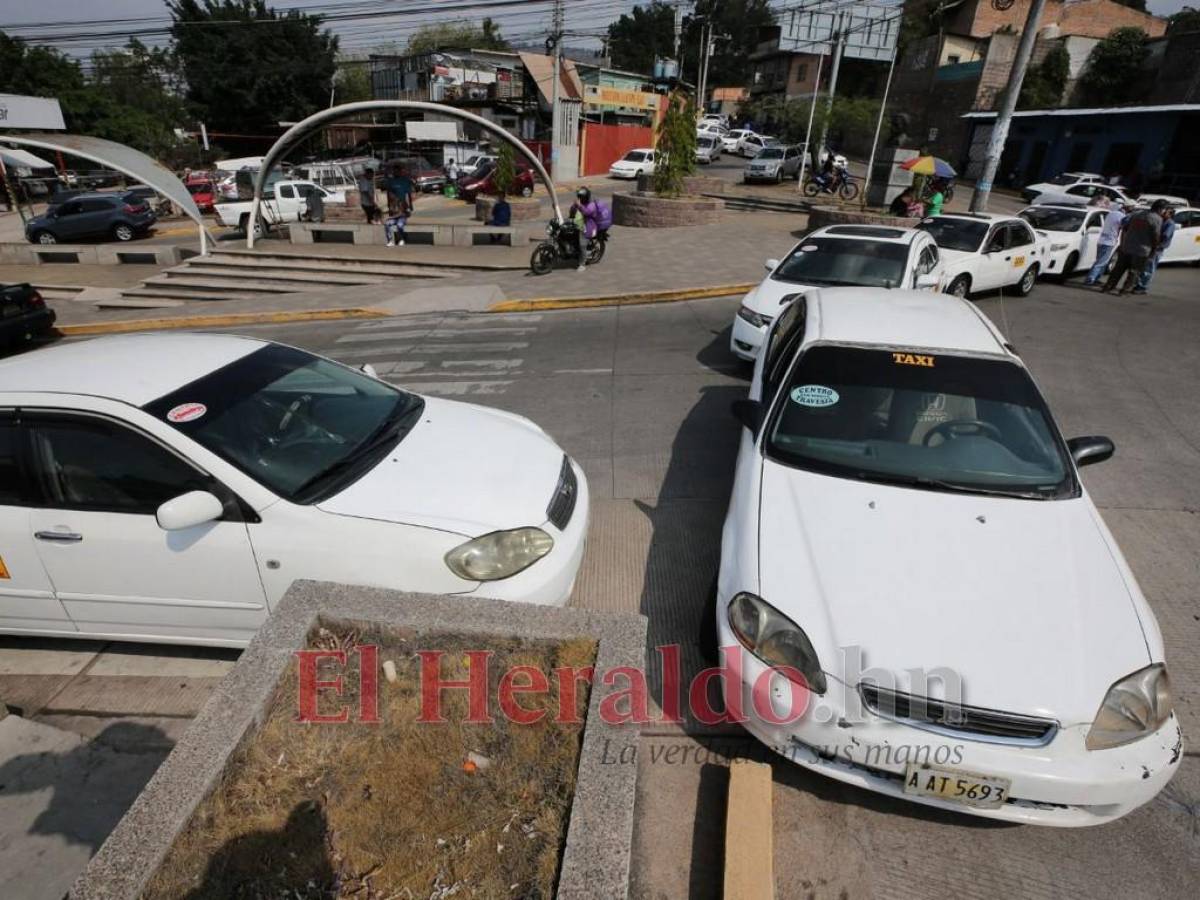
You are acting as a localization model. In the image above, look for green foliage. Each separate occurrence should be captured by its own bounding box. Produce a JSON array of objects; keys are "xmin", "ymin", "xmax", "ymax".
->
[
  {"xmin": 1017, "ymin": 44, "xmax": 1070, "ymax": 109},
  {"xmin": 741, "ymin": 94, "xmax": 881, "ymax": 151},
  {"xmin": 606, "ymin": 2, "xmax": 676, "ymax": 76},
  {"xmin": 494, "ymin": 141, "xmax": 516, "ymax": 195},
  {"xmin": 333, "ymin": 59, "xmax": 373, "ymax": 104},
  {"xmin": 1167, "ymin": 6, "xmax": 1200, "ymax": 33},
  {"xmin": 1074, "ymin": 27, "xmax": 1150, "ymax": 107},
  {"xmin": 169, "ymin": 0, "xmax": 338, "ymax": 135},
  {"xmin": 653, "ymin": 91, "xmax": 697, "ymax": 198},
  {"xmin": 406, "ymin": 17, "xmax": 510, "ymax": 54},
  {"xmin": 691, "ymin": 0, "xmax": 776, "ymax": 90}
]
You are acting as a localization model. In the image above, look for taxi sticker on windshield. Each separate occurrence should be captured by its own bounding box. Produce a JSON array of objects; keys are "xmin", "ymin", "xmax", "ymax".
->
[
  {"xmin": 800, "ymin": 244, "xmax": 819, "ymax": 252},
  {"xmin": 790, "ymin": 384, "xmax": 839, "ymax": 407},
  {"xmin": 893, "ymin": 352, "xmax": 935, "ymax": 367},
  {"xmin": 167, "ymin": 402, "xmax": 207, "ymax": 423},
  {"xmin": 0, "ymin": 555, "xmax": 9, "ymax": 579},
  {"xmin": 1013, "ymin": 255, "xmax": 1026, "ymax": 268}
]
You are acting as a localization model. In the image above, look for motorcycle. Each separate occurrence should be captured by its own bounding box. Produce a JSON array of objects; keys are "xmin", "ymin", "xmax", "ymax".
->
[
  {"xmin": 530, "ymin": 219, "xmax": 609, "ymax": 275},
  {"xmin": 803, "ymin": 167, "xmax": 859, "ymax": 201}
]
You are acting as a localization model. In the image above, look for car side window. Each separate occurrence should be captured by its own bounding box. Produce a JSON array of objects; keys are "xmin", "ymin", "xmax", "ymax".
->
[
  {"xmin": 916, "ymin": 245, "xmax": 938, "ymax": 275},
  {"xmin": 0, "ymin": 417, "xmax": 25, "ymax": 505},
  {"xmin": 1008, "ymin": 223, "xmax": 1033, "ymax": 248},
  {"xmin": 1086, "ymin": 211, "xmax": 1105, "ymax": 229},
  {"xmin": 985, "ymin": 227, "xmax": 1007, "ymax": 253},
  {"xmin": 81, "ymin": 199, "xmax": 112, "ymax": 213},
  {"xmin": 763, "ymin": 299, "xmax": 807, "ymax": 401},
  {"xmin": 278, "ymin": 185, "xmax": 295, "ymax": 199},
  {"xmin": 29, "ymin": 417, "xmax": 212, "ymax": 515},
  {"xmin": 58, "ymin": 201, "xmax": 83, "ymax": 216}
]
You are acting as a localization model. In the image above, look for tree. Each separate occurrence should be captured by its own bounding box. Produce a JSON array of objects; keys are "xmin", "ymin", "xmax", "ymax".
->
[
  {"xmin": 691, "ymin": 0, "xmax": 775, "ymax": 91},
  {"xmin": 1167, "ymin": 6, "xmax": 1200, "ymax": 34},
  {"xmin": 0, "ymin": 31, "xmax": 92, "ymax": 128},
  {"xmin": 1017, "ymin": 44, "xmax": 1069, "ymax": 109},
  {"xmin": 405, "ymin": 17, "xmax": 510, "ymax": 54},
  {"xmin": 494, "ymin": 141, "xmax": 516, "ymax": 195},
  {"xmin": 333, "ymin": 59, "xmax": 373, "ymax": 104},
  {"xmin": 169, "ymin": 0, "xmax": 338, "ymax": 135},
  {"xmin": 653, "ymin": 90, "xmax": 697, "ymax": 197},
  {"xmin": 87, "ymin": 41, "xmax": 191, "ymax": 161},
  {"xmin": 606, "ymin": 2, "xmax": 676, "ymax": 75},
  {"xmin": 1074, "ymin": 27, "xmax": 1150, "ymax": 107}
]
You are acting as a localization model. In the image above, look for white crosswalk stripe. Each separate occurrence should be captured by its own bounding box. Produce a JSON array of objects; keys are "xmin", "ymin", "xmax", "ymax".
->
[{"xmin": 323, "ymin": 315, "xmax": 538, "ymax": 397}]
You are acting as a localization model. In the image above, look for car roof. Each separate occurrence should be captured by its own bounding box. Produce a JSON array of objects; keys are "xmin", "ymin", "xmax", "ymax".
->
[
  {"xmin": 0, "ymin": 333, "xmax": 268, "ymax": 406},
  {"xmin": 814, "ymin": 224, "xmax": 922, "ymax": 243},
  {"xmin": 933, "ymin": 211, "xmax": 1013, "ymax": 224},
  {"xmin": 808, "ymin": 288, "xmax": 1008, "ymax": 357}
]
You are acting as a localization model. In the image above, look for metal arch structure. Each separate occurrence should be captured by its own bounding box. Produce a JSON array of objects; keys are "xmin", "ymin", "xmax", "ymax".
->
[
  {"xmin": 0, "ymin": 132, "xmax": 209, "ymax": 254},
  {"xmin": 247, "ymin": 101, "xmax": 564, "ymax": 249}
]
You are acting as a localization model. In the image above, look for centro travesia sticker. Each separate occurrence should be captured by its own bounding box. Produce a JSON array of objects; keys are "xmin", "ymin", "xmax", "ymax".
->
[
  {"xmin": 790, "ymin": 384, "xmax": 839, "ymax": 408},
  {"xmin": 167, "ymin": 402, "xmax": 207, "ymax": 423}
]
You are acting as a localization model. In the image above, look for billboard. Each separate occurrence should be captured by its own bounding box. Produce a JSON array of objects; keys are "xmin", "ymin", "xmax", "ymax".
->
[
  {"xmin": 0, "ymin": 94, "xmax": 66, "ymax": 130},
  {"xmin": 772, "ymin": 1, "xmax": 900, "ymax": 62}
]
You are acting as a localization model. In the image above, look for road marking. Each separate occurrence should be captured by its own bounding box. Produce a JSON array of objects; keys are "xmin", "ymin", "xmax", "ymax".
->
[
  {"xmin": 554, "ymin": 367, "xmax": 613, "ymax": 374},
  {"xmin": 409, "ymin": 341, "xmax": 528, "ymax": 353},
  {"xmin": 335, "ymin": 330, "xmax": 433, "ymax": 344},
  {"xmin": 332, "ymin": 345, "xmax": 419, "ymax": 359},
  {"xmin": 440, "ymin": 359, "xmax": 523, "ymax": 370},
  {"xmin": 392, "ymin": 380, "xmax": 514, "ymax": 396}
]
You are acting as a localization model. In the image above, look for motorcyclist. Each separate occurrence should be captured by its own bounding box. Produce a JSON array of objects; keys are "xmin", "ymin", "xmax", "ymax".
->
[{"xmin": 569, "ymin": 187, "xmax": 601, "ymax": 272}]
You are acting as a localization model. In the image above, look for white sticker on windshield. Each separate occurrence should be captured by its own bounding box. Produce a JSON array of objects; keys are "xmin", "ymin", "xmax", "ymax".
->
[
  {"xmin": 800, "ymin": 244, "xmax": 819, "ymax": 252},
  {"xmin": 167, "ymin": 402, "xmax": 207, "ymax": 423},
  {"xmin": 790, "ymin": 385, "xmax": 839, "ymax": 408}
]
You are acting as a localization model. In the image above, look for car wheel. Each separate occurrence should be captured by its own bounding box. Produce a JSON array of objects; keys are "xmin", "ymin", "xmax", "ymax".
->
[
  {"xmin": 520, "ymin": 185, "xmax": 533, "ymax": 198},
  {"xmin": 947, "ymin": 274, "xmax": 972, "ymax": 298},
  {"xmin": 1016, "ymin": 264, "xmax": 1038, "ymax": 296},
  {"xmin": 33, "ymin": 230, "xmax": 57, "ymax": 245},
  {"xmin": 239, "ymin": 214, "xmax": 265, "ymax": 238},
  {"xmin": 699, "ymin": 575, "xmax": 719, "ymax": 664},
  {"xmin": 1062, "ymin": 251, "xmax": 1079, "ymax": 279},
  {"xmin": 775, "ymin": 170, "xmax": 783, "ymax": 183},
  {"xmin": 112, "ymin": 223, "xmax": 135, "ymax": 242}
]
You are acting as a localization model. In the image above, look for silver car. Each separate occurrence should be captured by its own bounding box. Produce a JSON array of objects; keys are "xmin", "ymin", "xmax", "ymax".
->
[
  {"xmin": 695, "ymin": 135, "xmax": 722, "ymax": 164},
  {"xmin": 744, "ymin": 144, "xmax": 803, "ymax": 183}
]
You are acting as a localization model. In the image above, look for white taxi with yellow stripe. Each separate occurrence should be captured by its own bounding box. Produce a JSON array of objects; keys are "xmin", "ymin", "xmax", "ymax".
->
[
  {"xmin": 714, "ymin": 287, "xmax": 1181, "ymax": 825},
  {"xmin": 917, "ymin": 212, "xmax": 1049, "ymax": 299}
]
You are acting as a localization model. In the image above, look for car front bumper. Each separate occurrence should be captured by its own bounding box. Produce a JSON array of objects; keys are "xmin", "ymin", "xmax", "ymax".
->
[
  {"xmin": 744, "ymin": 170, "xmax": 781, "ymax": 181},
  {"xmin": 461, "ymin": 457, "xmax": 589, "ymax": 608},
  {"xmin": 716, "ymin": 613, "xmax": 1184, "ymax": 826},
  {"xmin": 609, "ymin": 169, "xmax": 639, "ymax": 179},
  {"xmin": 730, "ymin": 314, "xmax": 769, "ymax": 361},
  {"xmin": 0, "ymin": 305, "xmax": 56, "ymax": 344}
]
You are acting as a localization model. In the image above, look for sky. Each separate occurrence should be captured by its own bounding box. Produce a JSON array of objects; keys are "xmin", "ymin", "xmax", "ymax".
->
[{"xmin": 0, "ymin": 0, "xmax": 1192, "ymax": 61}]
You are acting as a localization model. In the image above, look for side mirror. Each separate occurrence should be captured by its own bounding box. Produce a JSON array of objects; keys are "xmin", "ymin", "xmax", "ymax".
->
[
  {"xmin": 764, "ymin": 258, "xmax": 780, "ymax": 272},
  {"xmin": 360, "ymin": 363, "xmax": 379, "ymax": 379},
  {"xmin": 156, "ymin": 490, "xmax": 224, "ymax": 531},
  {"xmin": 732, "ymin": 399, "xmax": 766, "ymax": 436},
  {"xmin": 1067, "ymin": 435, "xmax": 1115, "ymax": 467},
  {"xmin": 915, "ymin": 273, "xmax": 940, "ymax": 289}
]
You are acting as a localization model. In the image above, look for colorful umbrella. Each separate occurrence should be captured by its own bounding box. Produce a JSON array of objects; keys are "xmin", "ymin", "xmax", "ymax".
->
[{"xmin": 899, "ymin": 156, "xmax": 957, "ymax": 178}]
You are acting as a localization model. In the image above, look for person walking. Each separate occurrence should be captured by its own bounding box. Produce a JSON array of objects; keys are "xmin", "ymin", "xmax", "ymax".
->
[
  {"xmin": 384, "ymin": 164, "xmax": 414, "ymax": 247},
  {"xmin": 1102, "ymin": 200, "xmax": 1165, "ymax": 295},
  {"xmin": 1133, "ymin": 205, "xmax": 1176, "ymax": 294},
  {"xmin": 357, "ymin": 168, "xmax": 379, "ymax": 224},
  {"xmin": 1083, "ymin": 202, "xmax": 1132, "ymax": 285}
]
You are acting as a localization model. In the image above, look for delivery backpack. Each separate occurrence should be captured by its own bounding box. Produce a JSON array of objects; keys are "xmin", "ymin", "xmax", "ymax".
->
[{"xmin": 594, "ymin": 200, "xmax": 613, "ymax": 231}]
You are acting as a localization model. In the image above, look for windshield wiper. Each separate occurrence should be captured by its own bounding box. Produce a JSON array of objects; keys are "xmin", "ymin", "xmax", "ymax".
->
[
  {"xmin": 849, "ymin": 469, "xmax": 1051, "ymax": 500},
  {"xmin": 293, "ymin": 400, "xmax": 423, "ymax": 501}
]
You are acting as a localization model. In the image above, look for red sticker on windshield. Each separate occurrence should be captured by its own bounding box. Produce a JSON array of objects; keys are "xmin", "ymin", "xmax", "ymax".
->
[{"xmin": 167, "ymin": 402, "xmax": 207, "ymax": 423}]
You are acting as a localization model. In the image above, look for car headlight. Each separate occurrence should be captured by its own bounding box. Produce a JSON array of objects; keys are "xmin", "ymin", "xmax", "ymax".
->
[
  {"xmin": 727, "ymin": 592, "xmax": 827, "ymax": 693},
  {"xmin": 1050, "ymin": 242, "xmax": 1069, "ymax": 251},
  {"xmin": 1085, "ymin": 663, "xmax": 1172, "ymax": 750},
  {"xmin": 444, "ymin": 527, "xmax": 554, "ymax": 581},
  {"xmin": 736, "ymin": 305, "xmax": 771, "ymax": 329}
]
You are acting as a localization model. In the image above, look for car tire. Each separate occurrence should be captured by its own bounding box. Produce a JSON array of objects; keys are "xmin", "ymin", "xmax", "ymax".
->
[
  {"xmin": 1016, "ymin": 264, "xmax": 1038, "ymax": 296},
  {"xmin": 239, "ymin": 214, "xmax": 265, "ymax": 238},
  {"xmin": 112, "ymin": 223, "xmax": 135, "ymax": 242},
  {"xmin": 1062, "ymin": 251, "xmax": 1079, "ymax": 279},
  {"xmin": 520, "ymin": 185, "xmax": 533, "ymax": 198},
  {"xmin": 699, "ymin": 575, "xmax": 719, "ymax": 665},
  {"xmin": 32, "ymin": 230, "xmax": 57, "ymax": 245},
  {"xmin": 947, "ymin": 274, "xmax": 972, "ymax": 299}
]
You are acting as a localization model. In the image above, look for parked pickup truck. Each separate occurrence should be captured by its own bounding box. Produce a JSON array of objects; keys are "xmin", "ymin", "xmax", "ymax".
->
[
  {"xmin": 214, "ymin": 179, "xmax": 343, "ymax": 234},
  {"xmin": 0, "ymin": 283, "xmax": 56, "ymax": 350}
]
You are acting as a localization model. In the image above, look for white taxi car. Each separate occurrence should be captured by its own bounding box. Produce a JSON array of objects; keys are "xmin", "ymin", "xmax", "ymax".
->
[
  {"xmin": 1018, "ymin": 204, "xmax": 1110, "ymax": 278},
  {"xmin": 609, "ymin": 148, "xmax": 656, "ymax": 179},
  {"xmin": 730, "ymin": 225, "xmax": 944, "ymax": 361},
  {"xmin": 1161, "ymin": 207, "xmax": 1200, "ymax": 263},
  {"xmin": 917, "ymin": 213, "xmax": 1046, "ymax": 298},
  {"xmin": 722, "ymin": 129, "xmax": 752, "ymax": 153},
  {"xmin": 714, "ymin": 286, "xmax": 1181, "ymax": 825},
  {"xmin": 0, "ymin": 334, "xmax": 588, "ymax": 647},
  {"xmin": 1021, "ymin": 172, "xmax": 1105, "ymax": 203}
]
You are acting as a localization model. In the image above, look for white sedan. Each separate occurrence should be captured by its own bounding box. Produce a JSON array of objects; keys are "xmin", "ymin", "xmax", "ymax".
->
[
  {"xmin": 722, "ymin": 129, "xmax": 752, "ymax": 152},
  {"xmin": 1030, "ymin": 181, "xmax": 1131, "ymax": 208},
  {"xmin": 1021, "ymin": 171, "xmax": 1104, "ymax": 202},
  {"xmin": 730, "ymin": 225, "xmax": 945, "ymax": 361},
  {"xmin": 714, "ymin": 286, "xmax": 1182, "ymax": 826},
  {"xmin": 737, "ymin": 134, "xmax": 775, "ymax": 158},
  {"xmin": 1162, "ymin": 207, "xmax": 1200, "ymax": 263},
  {"xmin": 917, "ymin": 213, "xmax": 1047, "ymax": 298},
  {"xmin": 1018, "ymin": 204, "xmax": 1110, "ymax": 278},
  {"xmin": 0, "ymin": 334, "xmax": 588, "ymax": 648},
  {"xmin": 609, "ymin": 148, "xmax": 656, "ymax": 179}
]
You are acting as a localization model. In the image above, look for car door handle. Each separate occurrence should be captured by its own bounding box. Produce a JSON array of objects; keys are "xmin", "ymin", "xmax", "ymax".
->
[{"xmin": 35, "ymin": 530, "xmax": 83, "ymax": 543}]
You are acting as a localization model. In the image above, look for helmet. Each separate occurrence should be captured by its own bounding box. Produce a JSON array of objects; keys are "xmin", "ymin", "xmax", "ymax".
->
[{"xmin": 575, "ymin": 187, "xmax": 591, "ymax": 203}]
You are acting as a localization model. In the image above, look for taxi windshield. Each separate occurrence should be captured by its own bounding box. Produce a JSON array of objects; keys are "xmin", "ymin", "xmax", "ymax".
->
[{"xmin": 766, "ymin": 346, "xmax": 1074, "ymax": 499}]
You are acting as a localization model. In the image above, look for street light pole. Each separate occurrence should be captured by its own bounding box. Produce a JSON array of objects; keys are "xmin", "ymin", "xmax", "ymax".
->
[
  {"xmin": 550, "ymin": 0, "xmax": 563, "ymax": 172},
  {"xmin": 861, "ymin": 39, "xmax": 900, "ymax": 209},
  {"xmin": 969, "ymin": 0, "xmax": 1048, "ymax": 212},
  {"xmin": 797, "ymin": 48, "xmax": 825, "ymax": 193},
  {"xmin": 814, "ymin": 12, "xmax": 846, "ymax": 172}
]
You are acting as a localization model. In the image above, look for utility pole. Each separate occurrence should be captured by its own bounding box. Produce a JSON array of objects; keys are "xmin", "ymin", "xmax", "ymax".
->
[
  {"xmin": 698, "ymin": 21, "xmax": 712, "ymax": 113},
  {"xmin": 550, "ymin": 0, "xmax": 563, "ymax": 170},
  {"xmin": 814, "ymin": 12, "xmax": 846, "ymax": 171},
  {"xmin": 673, "ymin": 2, "xmax": 684, "ymax": 60},
  {"xmin": 970, "ymin": 0, "xmax": 1047, "ymax": 212},
  {"xmin": 797, "ymin": 49, "xmax": 825, "ymax": 193}
]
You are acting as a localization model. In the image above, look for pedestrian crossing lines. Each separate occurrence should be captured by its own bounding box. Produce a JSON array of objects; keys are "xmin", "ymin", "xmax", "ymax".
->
[{"xmin": 327, "ymin": 313, "xmax": 542, "ymax": 397}]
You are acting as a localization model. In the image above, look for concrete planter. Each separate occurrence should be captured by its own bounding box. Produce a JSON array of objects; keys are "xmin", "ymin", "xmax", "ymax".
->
[
  {"xmin": 70, "ymin": 581, "xmax": 646, "ymax": 900},
  {"xmin": 634, "ymin": 174, "xmax": 725, "ymax": 195},
  {"xmin": 612, "ymin": 191, "xmax": 724, "ymax": 228},
  {"xmin": 474, "ymin": 195, "xmax": 543, "ymax": 223},
  {"xmin": 807, "ymin": 205, "xmax": 920, "ymax": 231}
]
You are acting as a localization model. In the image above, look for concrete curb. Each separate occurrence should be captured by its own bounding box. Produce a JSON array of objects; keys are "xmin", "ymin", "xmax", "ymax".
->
[
  {"xmin": 56, "ymin": 306, "xmax": 390, "ymax": 336},
  {"xmin": 489, "ymin": 282, "xmax": 756, "ymax": 312}
]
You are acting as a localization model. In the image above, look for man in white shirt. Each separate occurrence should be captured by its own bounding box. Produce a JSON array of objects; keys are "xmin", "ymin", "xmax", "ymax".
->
[{"xmin": 1084, "ymin": 202, "xmax": 1133, "ymax": 285}]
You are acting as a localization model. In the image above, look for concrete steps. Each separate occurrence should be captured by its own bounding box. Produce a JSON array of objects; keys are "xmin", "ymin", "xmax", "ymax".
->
[
  {"xmin": 163, "ymin": 265, "xmax": 389, "ymax": 286},
  {"xmin": 120, "ymin": 286, "xmax": 285, "ymax": 304},
  {"xmin": 147, "ymin": 273, "xmax": 386, "ymax": 294},
  {"xmin": 206, "ymin": 248, "xmax": 464, "ymax": 277}
]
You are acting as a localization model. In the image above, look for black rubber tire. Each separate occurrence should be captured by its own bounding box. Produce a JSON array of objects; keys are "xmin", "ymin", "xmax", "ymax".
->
[
  {"xmin": 775, "ymin": 170, "xmax": 783, "ymax": 183},
  {"xmin": 1016, "ymin": 264, "xmax": 1038, "ymax": 296},
  {"xmin": 1062, "ymin": 251, "xmax": 1079, "ymax": 279},
  {"xmin": 586, "ymin": 238, "xmax": 606, "ymax": 265},
  {"xmin": 33, "ymin": 230, "xmax": 57, "ymax": 245},
  {"xmin": 948, "ymin": 274, "xmax": 972, "ymax": 299},
  {"xmin": 699, "ymin": 575, "xmax": 719, "ymax": 665},
  {"xmin": 112, "ymin": 223, "xmax": 135, "ymax": 242},
  {"xmin": 839, "ymin": 180, "xmax": 860, "ymax": 201},
  {"xmin": 802, "ymin": 180, "xmax": 820, "ymax": 198},
  {"xmin": 530, "ymin": 243, "xmax": 556, "ymax": 275}
]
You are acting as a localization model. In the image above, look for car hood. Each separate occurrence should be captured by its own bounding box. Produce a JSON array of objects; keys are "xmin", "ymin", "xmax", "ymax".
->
[
  {"xmin": 756, "ymin": 461, "xmax": 1152, "ymax": 723},
  {"xmin": 317, "ymin": 396, "xmax": 564, "ymax": 537},
  {"xmin": 743, "ymin": 276, "xmax": 816, "ymax": 316}
]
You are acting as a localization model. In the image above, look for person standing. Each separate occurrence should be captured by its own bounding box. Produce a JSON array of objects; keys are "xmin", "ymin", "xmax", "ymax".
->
[
  {"xmin": 889, "ymin": 187, "xmax": 915, "ymax": 217},
  {"xmin": 1133, "ymin": 206, "xmax": 1176, "ymax": 294},
  {"xmin": 446, "ymin": 158, "xmax": 460, "ymax": 183},
  {"xmin": 384, "ymin": 164, "xmax": 414, "ymax": 247},
  {"xmin": 925, "ymin": 179, "xmax": 945, "ymax": 217},
  {"xmin": 1084, "ymin": 202, "xmax": 1132, "ymax": 285},
  {"xmin": 1102, "ymin": 200, "xmax": 1165, "ymax": 295},
  {"xmin": 356, "ymin": 168, "xmax": 379, "ymax": 224}
]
